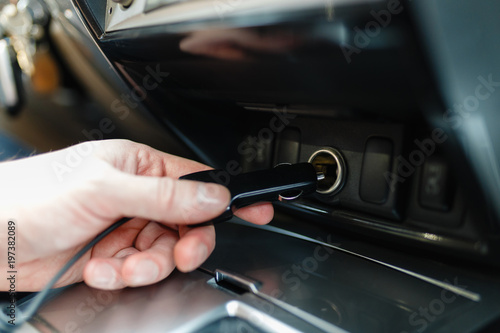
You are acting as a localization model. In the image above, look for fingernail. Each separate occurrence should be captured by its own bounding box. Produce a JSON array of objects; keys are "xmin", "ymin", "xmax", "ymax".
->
[
  {"xmin": 131, "ymin": 259, "xmax": 159, "ymax": 286},
  {"xmin": 196, "ymin": 183, "xmax": 228, "ymax": 208},
  {"xmin": 187, "ymin": 243, "xmax": 208, "ymax": 271},
  {"xmin": 92, "ymin": 263, "xmax": 117, "ymax": 289}
]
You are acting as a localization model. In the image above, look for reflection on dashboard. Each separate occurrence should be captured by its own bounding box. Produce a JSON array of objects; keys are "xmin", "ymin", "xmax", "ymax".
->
[{"xmin": 179, "ymin": 29, "xmax": 301, "ymax": 60}]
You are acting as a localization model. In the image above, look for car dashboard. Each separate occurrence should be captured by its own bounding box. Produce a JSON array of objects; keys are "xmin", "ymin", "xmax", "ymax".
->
[{"xmin": 2, "ymin": 0, "xmax": 500, "ymax": 332}]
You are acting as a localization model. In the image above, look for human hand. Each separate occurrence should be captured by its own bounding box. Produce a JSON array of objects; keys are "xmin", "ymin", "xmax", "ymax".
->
[{"xmin": 0, "ymin": 139, "xmax": 273, "ymax": 291}]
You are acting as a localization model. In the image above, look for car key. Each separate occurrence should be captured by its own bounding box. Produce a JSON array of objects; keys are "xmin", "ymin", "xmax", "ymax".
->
[{"xmin": 180, "ymin": 162, "xmax": 324, "ymax": 226}]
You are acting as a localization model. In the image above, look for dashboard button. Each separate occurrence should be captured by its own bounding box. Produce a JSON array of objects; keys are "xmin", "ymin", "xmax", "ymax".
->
[
  {"xmin": 419, "ymin": 156, "xmax": 454, "ymax": 211},
  {"xmin": 359, "ymin": 137, "xmax": 393, "ymax": 204}
]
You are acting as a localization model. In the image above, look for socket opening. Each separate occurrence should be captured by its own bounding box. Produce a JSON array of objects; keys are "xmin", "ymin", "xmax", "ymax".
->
[{"xmin": 308, "ymin": 148, "xmax": 346, "ymax": 195}]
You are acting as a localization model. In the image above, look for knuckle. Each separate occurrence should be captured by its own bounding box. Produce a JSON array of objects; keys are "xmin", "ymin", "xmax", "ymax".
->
[{"xmin": 156, "ymin": 177, "xmax": 177, "ymax": 213}]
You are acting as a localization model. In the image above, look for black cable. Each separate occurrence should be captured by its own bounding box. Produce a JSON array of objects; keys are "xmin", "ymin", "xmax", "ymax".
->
[{"xmin": 0, "ymin": 217, "xmax": 132, "ymax": 332}]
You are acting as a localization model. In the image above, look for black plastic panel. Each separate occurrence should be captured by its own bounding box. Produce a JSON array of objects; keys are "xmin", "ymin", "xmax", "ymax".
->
[
  {"xmin": 419, "ymin": 155, "xmax": 454, "ymax": 212},
  {"xmin": 70, "ymin": 0, "xmax": 499, "ymax": 262},
  {"xmin": 359, "ymin": 137, "xmax": 393, "ymax": 204}
]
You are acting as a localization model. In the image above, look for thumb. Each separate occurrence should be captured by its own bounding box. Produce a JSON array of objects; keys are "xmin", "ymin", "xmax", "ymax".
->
[{"xmin": 100, "ymin": 171, "xmax": 230, "ymax": 225}]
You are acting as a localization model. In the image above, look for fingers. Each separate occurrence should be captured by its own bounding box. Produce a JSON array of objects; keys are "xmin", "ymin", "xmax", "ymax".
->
[
  {"xmin": 83, "ymin": 256, "xmax": 131, "ymax": 290},
  {"xmin": 84, "ymin": 223, "xmax": 179, "ymax": 289},
  {"xmin": 98, "ymin": 167, "xmax": 273, "ymax": 226},
  {"xmin": 234, "ymin": 202, "xmax": 274, "ymax": 225},
  {"xmin": 120, "ymin": 231, "xmax": 178, "ymax": 287},
  {"xmin": 88, "ymin": 140, "xmax": 275, "ymax": 227},
  {"xmin": 93, "ymin": 139, "xmax": 211, "ymax": 178},
  {"xmin": 84, "ymin": 222, "xmax": 216, "ymax": 289},
  {"xmin": 97, "ymin": 172, "xmax": 231, "ymax": 225},
  {"xmin": 174, "ymin": 225, "xmax": 215, "ymax": 272}
]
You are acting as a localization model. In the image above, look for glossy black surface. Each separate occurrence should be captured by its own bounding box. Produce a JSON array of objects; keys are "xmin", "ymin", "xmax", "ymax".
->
[
  {"xmin": 64, "ymin": 0, "xmax": 500, "ymax": 263},
  {"xmin": 204, "ymin": 221, "xmax": 500, "ymax": 333},
  {"xmin": 28, "ymin": 221, "xmax": 500, "ymax": 332},
  {"xmin": 20, "ymin": 1, "xmax": 500, "ymax": 331},
  {"xmin": 181, "ymin": 163, "xmax": 318, "ymax": 224}
]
